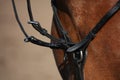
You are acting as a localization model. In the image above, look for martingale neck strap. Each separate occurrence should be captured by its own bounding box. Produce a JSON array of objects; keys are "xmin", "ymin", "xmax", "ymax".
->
[
  {"xmin": 51, "ymin": 1, "xmax": 87, "ymax": 80},
  {"xmin": 12, "ymin": 0, "xmax": 120, "ymax": 54},
  {"xmin": 12, "ymin": 0, "xmax": 120, "ymax": 80},
  {"xmin": 12, "ymin": 0, "xmax": 87, "ymax": 80},
  {"xmin": 67, "ymin": 0, "xmax": 120, "ymax": 53}
]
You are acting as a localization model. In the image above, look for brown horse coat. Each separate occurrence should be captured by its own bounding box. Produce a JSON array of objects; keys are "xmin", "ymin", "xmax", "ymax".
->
[{"xmin": 51, "ymin": 0, "xmax": 120, "ymax": 80}]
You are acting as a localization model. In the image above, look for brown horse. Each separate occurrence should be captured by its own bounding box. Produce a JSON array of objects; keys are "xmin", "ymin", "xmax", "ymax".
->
[
  {"xmin": 51, "ymin": 0, "xmax": 120, "ymax": 80},
  {"xmin": 12, "ymin": 0, "xmax": 120, "ymax": 80}
]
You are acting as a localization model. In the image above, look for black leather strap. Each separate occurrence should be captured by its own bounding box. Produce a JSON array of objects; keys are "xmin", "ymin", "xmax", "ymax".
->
[
  {"xmin": 12, "ymin": 0, "xmax": 29, "ymax": 38},
  {"xmin": 51, "ymin": 1, "xmax": 87, "ymax": 80},
  {"xmin": 67, "ymin": 0, "xmax": 120, "ymax": 53},
  {"xmin": 12, "ymin": 0, "xmax": 70, "ymax": 49},
  {"xmin": 12, "ymin": 0, "xmax": 120, "ymax": 80}
]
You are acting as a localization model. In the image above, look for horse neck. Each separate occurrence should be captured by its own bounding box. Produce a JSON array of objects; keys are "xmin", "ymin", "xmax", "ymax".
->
[{"xmin": 56, "ymin": 0, "xmax": 120, "ymax": 80}]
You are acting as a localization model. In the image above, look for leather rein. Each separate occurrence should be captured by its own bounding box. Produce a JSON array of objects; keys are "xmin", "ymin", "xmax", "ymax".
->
[{"xmin": 12, "ymin": 0, "xmax": 120, "ymax": 80}]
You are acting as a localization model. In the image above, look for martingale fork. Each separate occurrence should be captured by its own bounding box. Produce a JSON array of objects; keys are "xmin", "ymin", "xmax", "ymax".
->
[
  {"xmin": 12, "ymin": 0, "xmax": 120, "ymax": 80},
  {"xmin": 12, "ymin": 0, "xmax": 69, "ymax": 49}
]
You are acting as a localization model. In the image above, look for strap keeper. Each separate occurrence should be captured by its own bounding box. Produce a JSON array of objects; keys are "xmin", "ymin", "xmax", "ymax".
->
[{"xmin": 88, "ymin": 31, "xmax": 96, "ymax": 40}]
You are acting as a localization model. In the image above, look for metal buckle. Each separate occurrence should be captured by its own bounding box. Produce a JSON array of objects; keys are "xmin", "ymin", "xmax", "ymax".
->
[{"xmin": 73, "ymin": 51, "xmax": 83, "ymax": 62}]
